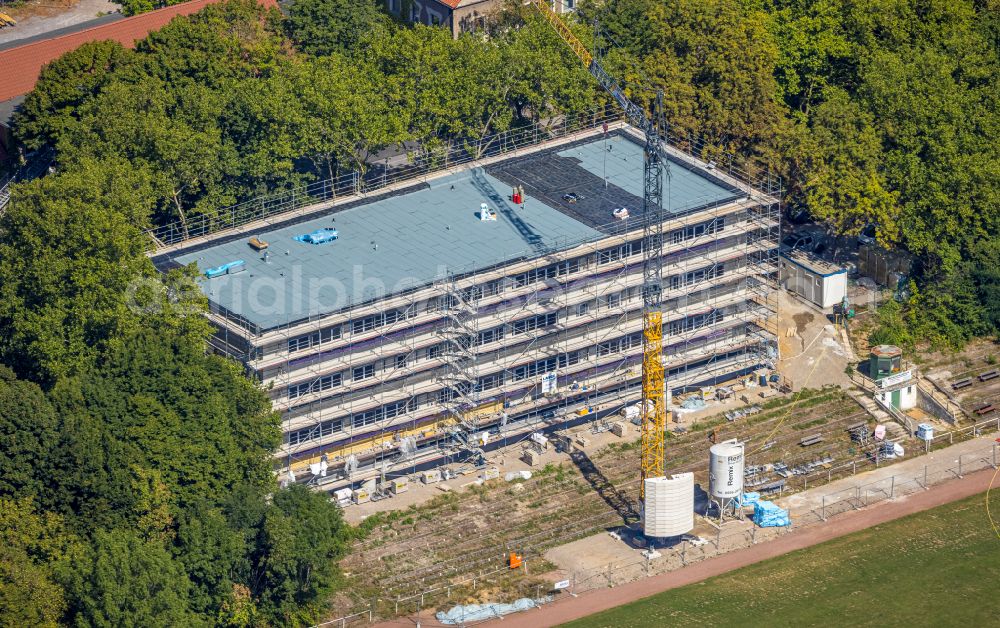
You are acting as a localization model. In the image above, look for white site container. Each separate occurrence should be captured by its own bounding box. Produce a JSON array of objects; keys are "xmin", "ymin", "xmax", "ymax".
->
[
  {"xmin": 353, "ymin": 488, "xmax": 371, "ymax": 504},
  {"xmin": 389, "ymin": 477, "xmax": 409, "ymax": 495}
]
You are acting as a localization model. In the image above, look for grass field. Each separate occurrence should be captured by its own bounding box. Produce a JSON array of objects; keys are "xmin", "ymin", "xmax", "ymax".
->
[{"xmin": 564, "ymin": 491, "xmax": 1000, "ymax": 627}]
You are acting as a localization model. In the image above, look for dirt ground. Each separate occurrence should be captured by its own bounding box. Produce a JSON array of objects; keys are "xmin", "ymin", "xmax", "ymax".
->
[
  {"xmin": 343, "ymin": 425, "xmax": 631, "ymax": 524},
  {"xmin": 543, "ymin": 532, "xmax": 642, "ymax": 576},
  {"xmin": 776, "ymin": 290, "xmax": 853, "ymax": 391},
  {"xmin": 372, "ymin": 454, "xmax": 1000, "ymax": 628},
  {"xmin": 0, "ymin": 0, "xmax": 121, "ymax": 45}
]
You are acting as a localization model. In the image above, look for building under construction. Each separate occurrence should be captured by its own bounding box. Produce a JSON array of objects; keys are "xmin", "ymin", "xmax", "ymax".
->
[{"xmin": 153, "ymin": 122, "xmax": 780, "ymax": 486}]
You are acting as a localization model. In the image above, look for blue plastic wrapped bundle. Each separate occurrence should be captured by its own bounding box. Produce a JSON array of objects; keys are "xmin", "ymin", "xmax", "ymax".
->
[
  {"xmin": 740, "ymin": 492, "xmax": 761, "ymax": 507},
  {"xmin": 680, "ymin": 396, "xmax": 706, "ymax": 410},
  {"xmin": 293, "ymin": 228, "xmax": 338, "ymax": 245},
  {"xmin": 435, "ymin": 598, "xmax": 548, "ymax": 624},
  {"xmin": 204, "ymin": 260, "xmax": 245, "ymax": 278},
  {"xmin": 753, "ymin": 500, "xmax": 790, "ymax": 527}
]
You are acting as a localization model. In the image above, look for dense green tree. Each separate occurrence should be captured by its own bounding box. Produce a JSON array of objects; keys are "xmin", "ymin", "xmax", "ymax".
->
[
  {"xmin": 793, "ymin": 88, "xmax": 899, "ymax": 240},
  {"xmin": 59, "ymin": 77, "xmax": 241, "ymax": 232},
  {"xmin": 173, "ymin": 503, "xmax": 248, "ymax": 617},
  {"xmin": 54, "ymin": 327, "xmax": 280, "ymax": 518},
  {"xmin": 969, "ymin": 239, "xmax": 1000, "ymax": 333},
  {"xmin": 251, "ymin": 485, "xmax": 351, "ymax": 624},
  {"xmin": 0, "ymin": 499, "xmax": 81, "ymax": 628},
  {"xmin": 0, "ymin": 546, "xmax": 65, "ymax": 628},
  {"xmin": 580, "ymin": 0, "xmax": 787, "ymax": 157},
  {"xmin": 284, "ymin": 0, "xmax": 388, "ymax": 56},
  {"xmin": 0, "ymin": 366, "xmax": 59, "ymax": 498},
  {"xmin": 134, "ymin": 0, "xmax": 287, "ymax": 86},
  {"xmin": 66, "ymin": 528, "xmax": 203, "ymax": 626},
  {"xmin": 0, "ymin": 162, "xmax": 158, "ymax": 383},
  {"xmin": 860, "ymin": 42, "xmax": 999, "ymax": 270},
  {"xmin": 502, "ymin": 15, "xmax": 599, "ymax": 127},
  {"xmin": 367, "ymin": 26, "xmax": 515, "ymax": 155},
  {"xmin": 13, "ymin": 41, "xmax": 133, "ymax": 151},
  {"xmin": 222, "ymin": 69, "xmax": 308, "ymax": 194},
  {"xmin": 289, "ymin": 54, "xmax": 408, "ymax": 178}
]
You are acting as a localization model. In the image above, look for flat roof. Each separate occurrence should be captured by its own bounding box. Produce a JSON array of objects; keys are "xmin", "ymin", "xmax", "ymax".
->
[
  {"xmin": 158, "ymin": 131, "xmax": 743, "ymax": 331},
  {"xmin": 487, "ymin": 131, "xmax": 740, "ymax": 232},
  {"xmin": 780, "ymin": 249, "xmax": 846, "ymax": 277}
]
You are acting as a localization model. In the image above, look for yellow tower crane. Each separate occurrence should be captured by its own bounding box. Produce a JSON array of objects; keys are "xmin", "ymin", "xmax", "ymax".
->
[{"xmin": 531, "ymin": 2, "xmax": 669, "ymax": 499}]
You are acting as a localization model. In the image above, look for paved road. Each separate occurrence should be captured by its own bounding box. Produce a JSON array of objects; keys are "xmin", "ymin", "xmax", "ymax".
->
[
  {"xmin": 0, "ymin": 0, "xmax": 120, "ymax": 46},
  {"xmin": 373, "ymin": 464, "xmax": 999, "ymax": 628}
]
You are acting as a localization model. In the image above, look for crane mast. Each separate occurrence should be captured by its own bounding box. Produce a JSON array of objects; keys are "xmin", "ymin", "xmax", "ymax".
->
[{"xmin": 531, "ymin": 2, "xmax": 668, "ymax": 498}]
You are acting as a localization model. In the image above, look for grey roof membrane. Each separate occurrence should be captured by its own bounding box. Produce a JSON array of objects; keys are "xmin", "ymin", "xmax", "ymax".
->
[
  {"xmin": 560, "ymin": 134, "xmax": 740, "ymax": 212},
  {"xmin": 486, "ymin": 132, "xmax": 740, "ymax": 232},
  {"xmin": 165, "ymin": 133, "xmax": 740, "ymax": 330}
]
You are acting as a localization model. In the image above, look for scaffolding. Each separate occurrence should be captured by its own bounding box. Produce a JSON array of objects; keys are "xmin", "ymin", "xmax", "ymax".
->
[{"xmin": 149, "ymin": 119, "xmax": 782, "ymax": 484}]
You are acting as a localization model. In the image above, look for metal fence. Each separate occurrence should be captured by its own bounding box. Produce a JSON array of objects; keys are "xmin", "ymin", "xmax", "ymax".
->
[
  {"xmin": 313, "ymin": 431, "xmax": 999, "ymax": 627},
  {"xmin": 0, "ymin": 175, "xmax": 11, "ymax": 213},
  {"xmin": 796, "ymin": 437, "xmax": 998, "ymax": 525}
]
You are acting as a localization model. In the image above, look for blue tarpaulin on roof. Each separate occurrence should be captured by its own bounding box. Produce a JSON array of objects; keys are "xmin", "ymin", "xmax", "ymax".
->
[
  {"xmin": 293, "ymin": 228, "xmax": 338, "ymax": 245},
  {"xmin": 204, "ymin": 260, "xmax": 245, "ymax": 278}
]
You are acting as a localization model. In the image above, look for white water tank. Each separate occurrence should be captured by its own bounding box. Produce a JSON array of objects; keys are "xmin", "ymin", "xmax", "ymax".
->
[
  {"xmin": 709, "ymin": 439, "xmax": 745, "ymax": 499},
  {"xmin": 643, "ymin": 473, "xmax": 694, "ymax": 538}
]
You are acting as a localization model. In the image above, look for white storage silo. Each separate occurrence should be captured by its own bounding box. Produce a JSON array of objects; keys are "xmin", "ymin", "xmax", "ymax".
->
[
  {"xmin": 643, "ymin": 473, "xmax": 694, "ymax": 538},
  {"xmin": 709, "ymin": 439, "xmax": 745, "ymax": 500}
]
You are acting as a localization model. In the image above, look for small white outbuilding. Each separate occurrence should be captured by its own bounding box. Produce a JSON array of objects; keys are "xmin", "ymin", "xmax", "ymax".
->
[{"xmin": 780, "ymin": 249, "xmax": 847, "ymax": 309}]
